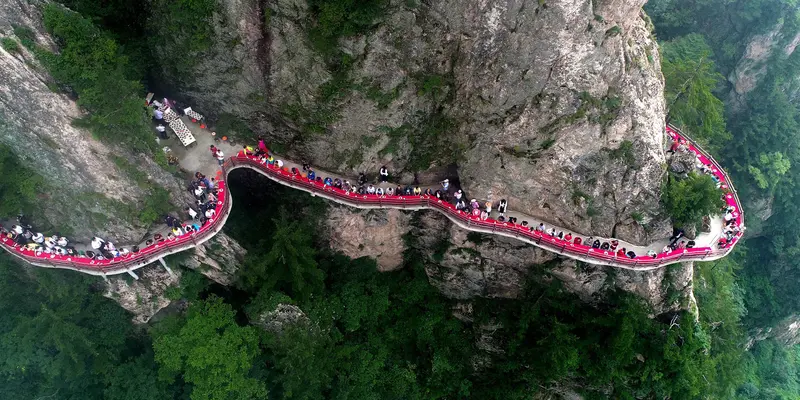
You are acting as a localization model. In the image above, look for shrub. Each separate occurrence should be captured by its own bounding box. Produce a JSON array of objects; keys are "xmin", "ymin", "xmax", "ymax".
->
[
  {"xmin": 1, "ymin": 37, "xmax": 20, "ymax": 54},
  {"xmin": 12, "ymin": 25, "xmax": 36, "ymax": 49},
  {"xmin": 39, "ymin": 4, "xmax": 156, "ymax": 154},
  {"xmin": 663, "ymin": 173, "xmax": 725, "ymax": 226},
  {"xmin": 307, "ymin": 0, "xmax": 387, "ymax": 55},
  {"xmin": 610, "ymin": 140, "xmax": 636, "ymax": 166}
]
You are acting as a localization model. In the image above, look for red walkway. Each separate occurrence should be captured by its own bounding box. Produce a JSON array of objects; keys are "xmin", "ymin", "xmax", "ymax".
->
[{"xmin": 0, "ymin": 125, "xmax": 744, "ymax": 277}]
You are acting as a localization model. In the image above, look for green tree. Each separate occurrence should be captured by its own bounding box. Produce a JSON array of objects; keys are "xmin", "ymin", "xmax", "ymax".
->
[
  {"xmin": 0, "ymin": 145, "xmax": 46, "ymax": 219},
  {"xmin": 154, "ymin": 296, "xmax": 267, "ymax": 400},
  {"xmin": 664, "ymin": 173, "xmax": 726, "ymax": 226},
  {"xmin": 239, "ymin": 210, "xmax": 324, "ymax": 301},
  {"xmin": 39, "ymin": 4, "xmax": 155, "ymax": 153},
  {"xmin": 662, "ymin": 34, "xmax": 731, "ymax": 148},
  {"xmin": 748, "ymin": 151, "xmax": 791, "ymax": 193}
]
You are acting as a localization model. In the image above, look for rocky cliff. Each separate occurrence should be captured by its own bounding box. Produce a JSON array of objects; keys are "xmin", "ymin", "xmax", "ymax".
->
[
  {"xmin": 153, "ymin": 0, "xmax": 670, "ymax": 246},
  {"xmin": 0, "ymin": 0, "xmax": 185, "ymax": 242},
  {"xmin": 4, "ymin": 0, "xmax": 684, "ymax": 316},
  {"xmin": 0, "ymin": 0, "xmax": 247, "ymax": 317},
  {"xmin": 145, "ymin": 0, "xmax": 682, "ymax": 309},
  {"xmin": 325, "ymin": 207, "xmax": 694, "ymax": 315}
]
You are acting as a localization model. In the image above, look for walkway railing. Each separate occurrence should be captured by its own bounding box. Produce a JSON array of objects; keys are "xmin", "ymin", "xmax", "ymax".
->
[{"xmin": 0, "ymin": 127, "xmax": 744, "ymax": 277}]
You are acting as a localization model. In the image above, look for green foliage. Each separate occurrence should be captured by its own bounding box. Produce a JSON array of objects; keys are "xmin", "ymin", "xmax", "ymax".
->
[
  {"xmin": 235, "ymin": 203, "xmax": 325, "ymax": 301},
  {"xmin": 663, "ymin": 173, "xmax": 725, "ymax": 226},
  {"xmin": 12, "ymin": 25, "xmax": 36, "ymax": 49},
  {"xmin": 0, "ymin": 146, "xmax": 46, "ymax": 219},
  {"xmin": 661, "ymin": 34, "xmax": 731, "ymax": 148},
  {"xmin": 0, "ymin": 255, "xmax": 168, "ymax": 399},
  {"xmin": 747, "ymin": 151, "xmax": 791, "ymax": 192},
  {"xmin": 609, "ymin": 140, "xmax": 635, "ymax": 166},
  {"xmin": 605, "ymin": 25, "xmax": 622, "ymax": 37},
  {"xmin": 1, "ymin": 37, "xmax": 20, "ymax": 53},
  {"xmin": 417, "ymin": 74, "xmax": 448, "ymax": 98},
  {"xmin": 154, "ymin": 296, "xmax": 268, "ymax": 400},
  {"xmin": 38, "ymin": 4, "xmax": 157, "ymax": 154},
  {"xmin": 138, "ymin": 187, "xmax": 172, "ymax": 224},
  {"xmin": 148, "ymin": 0, "xmax": 218, "ymax": 77},
  {"xmin": 650, "ymin": 0, "xmax": 800, "ymax": 329},
  {"xmin": 306, "ymin": 0, "xmax": 387, "ymax": 55},
  {"xmin": 361, "ymin": 80, "xmax": 403, "ymax": 109}
]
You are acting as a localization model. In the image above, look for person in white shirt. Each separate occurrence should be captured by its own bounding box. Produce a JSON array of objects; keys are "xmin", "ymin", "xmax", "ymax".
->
[
  {"xmin": 155, "ymin": 124, "xmax": 167, "ymax": 139},
  {"xmin": 441, "ymin": 179, "xmax": 450, "ymax": 191},
  {"xmin": 186, "ymin": 206, "xmax": 198, "ymax": 220},
  {"xmin": 216, "ymin": 150, "xmax": 225, "ymax": 166},
  {"xmin": 43, "ymin": 236, "xmax": 56, "ymax": 249},
  {"xmin": 379, "ymin": 166, "xmax": 389, "ymax": 182},
  {"xmin": 56, "ymin": 237, "xmax": 68, "ymax": 247},
  {"xmin": 205, "ymin": 208, "xmax": 216, "ymax": 219},
  {"xmin": 367, "ymin": 184, "xmax": 376, "ymax": 194},
  {"xmin": 32, "ymin": 232, "xmax": 44, "ymax": 244},
  {"xmin": 497, "ymin": 199, "xmax": 508, "ymax": 216},
  {"xmin": 91, "ymin": 237, "xmax": 105, "ymax": 250},
  {"xmin": 153, "ymin": 109, "xmax": 164, "ymax": 120}
]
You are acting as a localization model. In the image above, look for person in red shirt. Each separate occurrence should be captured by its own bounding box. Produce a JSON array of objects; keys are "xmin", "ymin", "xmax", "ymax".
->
[{"xmin": 564, "ymin": 233, "xmax": 573, "ymax": 242}]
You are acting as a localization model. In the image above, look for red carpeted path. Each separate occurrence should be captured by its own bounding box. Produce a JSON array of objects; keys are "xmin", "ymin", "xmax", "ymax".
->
[{"xmin": 0, "ymin": 125, "xmax": 744, "ymax": 277}]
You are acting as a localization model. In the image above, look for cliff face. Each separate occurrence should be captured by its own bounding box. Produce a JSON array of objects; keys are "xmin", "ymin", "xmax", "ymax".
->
[
  {"xmin": 148, "ymin": 0, "xmax": 676, "ymax": 307},
  {"xmin": 0, "ymin": 0, "xmax": 185, "ymax": 242},
  {"xmin": 0, "ymin": 0, "xmax": 248, "ymax": 315},
  {"xmin": 155, "ymin": 0, "xmax": 669, "ymax": 246},
  {"xmin": 325, "ymin": 208, "xmax": 693, "ymax": 314},
  {"xmin": 5, "ymin": 0, "xmax": 678, "ymax": 313}
]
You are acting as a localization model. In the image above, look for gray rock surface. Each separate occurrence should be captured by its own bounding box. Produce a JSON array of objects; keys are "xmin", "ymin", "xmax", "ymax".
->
[
  {"xmin": 165, "ymin": 232, "xmax": 247, "ymax": 285},
  {"xmin": 325, "ymin": 205, "xmax": 410, "ymax": 271},
  {"xmin": 747, "ymin": 314, "xmax": 800, "ymax": 350},
  {"xmin": 0, "ymin": 0, "xmax": 189, "ymax": 242},
  {"xmin": 156, "ymin": 0, "xmax": 671, "ymax": 246},
  {"xmin": 103, "ymin": 264, "xmax": 180, "ymax": 324},
  {"xmin": 329, "ymin": 208, "xmax": 691, "ymax": 313},
  {"xmin": 253, "ymin": 303, "xmax": 309, "ymax": 334}
]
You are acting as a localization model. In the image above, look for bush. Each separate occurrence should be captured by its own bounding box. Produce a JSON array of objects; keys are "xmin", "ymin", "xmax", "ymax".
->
[
  {"xmin": 0, "ymin": 145, "xmax": 47, "ymax": 219},
  {"xmin": 39, "ymin": 4, "xmax": 156, "ymax": 154},
  {"xmin": 1, "ymin": 37, "xmax": 20, "ymax": 54},
  {"xmin": 307, "ymin": 0, "xmax": 387, "ymax": 55},
  {"xmin": 12, "ymin": 25, "xmax": 36, "ymax": 49},
  {"xmin": 663, "ymin": 173, "xmax": 725, "ymax": 226}
]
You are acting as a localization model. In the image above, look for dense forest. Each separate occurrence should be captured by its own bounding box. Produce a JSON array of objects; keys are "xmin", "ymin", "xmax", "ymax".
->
[{"xmin": 3, "ymin": 0, "xmax": 800, "ymax": 398}]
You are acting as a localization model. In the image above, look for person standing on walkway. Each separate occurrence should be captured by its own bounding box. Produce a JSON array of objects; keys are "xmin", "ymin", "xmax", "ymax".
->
[
  {"xmin": 153, "ymin": 108, "xmax": 164, "ymax": 122},
  {"xmin": 215, "ymin": 149, "xmax": 224, "ymax": 166},
  {"xmin": 155, "ymin": 124, "xmax": 167, "ymax": 139},
  {"xmin": 210, "ymin": 145, "xmax": 218, "ymax": 159},
  {"xmin": 379, "ymin": 166, "xmax": 389, "ymax": 182},
  {"xmin": 186, "ymin": 206, "xmax": 198, "ymax": 220}
]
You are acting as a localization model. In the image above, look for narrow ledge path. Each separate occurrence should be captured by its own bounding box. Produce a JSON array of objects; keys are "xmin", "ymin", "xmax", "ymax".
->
[{"xmin": 0, "ymin": 122, "xmax": 744, "ymax": 279}]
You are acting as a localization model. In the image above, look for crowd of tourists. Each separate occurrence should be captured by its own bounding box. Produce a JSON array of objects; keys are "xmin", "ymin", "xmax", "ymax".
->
[
  {"xmin": 667, "ymin": 130, "xmax": 744, "ymax": 250},
  {"xmin": 0, "ymin": 214, "xmax": 80, "ymax": 257},
  {"xmin": 235, "ymin": 142, "xmax": 653, "ymax": 258},
  {"xmin": 0, "ymin": 167, "xmax": 221, "ymax": 261}
]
